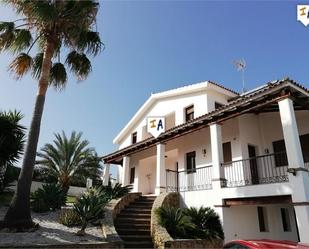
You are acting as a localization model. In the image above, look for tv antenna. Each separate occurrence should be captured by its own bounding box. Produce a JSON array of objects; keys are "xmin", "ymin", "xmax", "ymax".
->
[{"xmin": 234, "ymin": 59, "xmax": 246, "ymax": 93}]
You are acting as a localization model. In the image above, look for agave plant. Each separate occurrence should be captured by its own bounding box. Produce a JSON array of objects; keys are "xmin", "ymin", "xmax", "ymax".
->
[
  {"xmin": 155, "ymin": 206, "xmax": 195, "ymax": 239},
  {"xmin": 73, "ymin": 188, "xmax": 109, "ymax": 236},
  {"xmin": 183, "ymin": 206, "xmax": 224, "ymax": 240},
  {"xmin": 31, "ymin": 183, "xmax": 66, "ymax": 212}
]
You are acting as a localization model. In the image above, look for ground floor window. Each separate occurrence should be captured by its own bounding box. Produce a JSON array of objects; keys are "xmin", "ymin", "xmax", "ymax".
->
[
  {"xmin": 130, "ymin": 167, "xmax": 135, "ymax": 184},
  {"xmin": 257, "ymin": 206, "xmax": 269, "ymax": 232},
  {"xmin": 280, "ymin": 208, "xmax": 292, "ymax": 232}
]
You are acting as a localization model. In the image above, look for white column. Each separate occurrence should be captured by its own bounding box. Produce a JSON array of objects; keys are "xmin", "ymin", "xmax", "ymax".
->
[
  {"xmin": 116, "ymin": 165, "xmax": 122, "ymax": 184},
  {"xmin": 210, "ymin": 123, "xmax": 224, "ymax": 182},
  {"xmin": 122, "ymin": 156, "xmax": 130, "ymax": 186},
  {"xmin": 133, "ymin": 164, "xmax": 139, "ymax": 192},
  {"xmin": 102, "ymin": 164, "xmax": 110, "ymax": 186},
  {"xmin": 278, "ymin": 98, "xmax": 309, "ymax": 243},
  {"xmin": 210, "ymin": 123, "xmax": 226, "ymax": 227},
  {"xmin": 278, "ymin": 98, "xmax": 305, "ymax": 169},
  {"xmin": 155, "ymin": 143, "xmax": 166, "ymax": 195}
]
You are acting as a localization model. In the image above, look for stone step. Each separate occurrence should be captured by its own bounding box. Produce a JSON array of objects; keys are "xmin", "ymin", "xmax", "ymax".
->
[
  {"xmin": 118, "ymin": 214, "xmax": 151, "ymax": 220},
  {"xmin": 115, "ymin": 223, "xmax": 150, "ymax": 230},
  {"xmin": 128, "ymin": 204, "xmax": 153, "ymax": 209},
  {"xmin": 117, "ymin": 228, "xmax": 150, "ymax": 235},
  {"xmin": 115, "ymin": 218, "xmax": 150, "ymax": 224},
  {"xmin": 122, "ymin": 208, "xmax": 151, "ymax": 214},
  {"xmin": 140, "ymin": 196, "xmax": 156, "ymax": 200},
  {"xmin": 130, "ymin": 201, "xmax": 154, "ymax": 206},
  {"xmin": 120, "ymin": 235, "xmax": 152, "ymax": 242},
  {"xmin": 123, "ymin": 241, "xmax": 154, "ymax": 249}
]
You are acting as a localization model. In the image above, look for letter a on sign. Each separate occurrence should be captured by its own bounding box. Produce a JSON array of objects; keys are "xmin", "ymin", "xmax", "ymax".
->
[{"xmin": 147, "ymin": 117, "xmax": 165, "ymax": 138}]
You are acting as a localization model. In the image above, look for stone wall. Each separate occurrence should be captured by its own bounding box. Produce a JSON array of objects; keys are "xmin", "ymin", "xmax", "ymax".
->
[
  {"xmin": 151, "ymin": 193, "xmax": 222, "ymax": 249},
  {"xmin": 101, "ymin": 192, "xmax": 141, "ymax": 248},
  {"xmin": 0, "ymin": 242, "xmax": 120, "ymax": 249},
  {"xmin": 151, "ymin": 192, "xmax": 179, "ymax": 249}
]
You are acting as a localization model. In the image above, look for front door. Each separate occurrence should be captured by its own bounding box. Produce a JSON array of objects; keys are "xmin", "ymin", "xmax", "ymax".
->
[{"xmin": 248, "ymin": 145, "xmax": 259, "ymax": 184}]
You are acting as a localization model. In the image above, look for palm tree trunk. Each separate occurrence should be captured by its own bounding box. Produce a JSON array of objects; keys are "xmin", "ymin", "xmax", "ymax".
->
[{"xmin": 3, "ymin": 41, "xmax": 54, "ymax": 229}]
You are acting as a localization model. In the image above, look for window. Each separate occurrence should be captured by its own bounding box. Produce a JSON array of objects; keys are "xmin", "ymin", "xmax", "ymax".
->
[
  {"xmin": 185, "ymin": 105, "xmax": 194, "ymax": 122},
  {"xmin": 281, "ymin": 208, "xmax": 291, "ymax": 232},
  {"xmin": 257, "ymin": 206, "xmax": 268, "ymax": 232},
  {"xmin": 272, "ymin": 140, "xmax": 288, "ymax": 167},
  {"xmin": 130, "ymin": 167, "xmax": 135, "ymax": 184},
  {"xmin": 215, "ymin": 102, "xmax": 224, "ymax": 109},
  {"xmin": 273, "ymin": 134, "xmax": 309, "ymax": 166},
  {"xmin": 300, "ymin": 134, "xmax": 309, "ymax": 163},
  {"xmin": 186, "ymin": 151, "xmax": 196, "ymax": 173},
  {"xmin": 223, "ymin": 142, "xmax": 232, "ymax": 163},
  {"xmin": 131, "ymin": 132, "xmax": 137, "ymax": 144}
]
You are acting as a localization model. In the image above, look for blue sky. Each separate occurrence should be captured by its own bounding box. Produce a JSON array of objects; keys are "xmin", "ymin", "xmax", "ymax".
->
[{"xmin": 1, "ymin": 1, "xmax": 309, "ymax": 172}]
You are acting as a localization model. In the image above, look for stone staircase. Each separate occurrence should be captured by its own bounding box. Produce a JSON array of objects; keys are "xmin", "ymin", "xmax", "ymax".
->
[{"xmin": 114, "ymin": 195, "xmax": 156, "ymax": 248}]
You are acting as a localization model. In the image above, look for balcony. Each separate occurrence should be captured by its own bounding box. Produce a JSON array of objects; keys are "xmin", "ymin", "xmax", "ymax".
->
[
  {"xmin": 166, "ymin": 152, "xmax": 309, "ymax": 192},
  {"xmin": 166, "ymin": 165, "xmax": 213, "ymax": 192},
  {"xmin": 222, "ymin": 152, "xmax": 289, "ymax": 188}
]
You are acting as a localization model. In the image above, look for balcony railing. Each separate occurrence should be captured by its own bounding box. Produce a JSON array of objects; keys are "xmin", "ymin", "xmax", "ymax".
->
[
  {"xmin": 222, "ymin": 152, "xmax": 289, "ymax": 188},
  {"xmin": 166, "ymin": 165, "xmax": 213, "ymax": 192}
]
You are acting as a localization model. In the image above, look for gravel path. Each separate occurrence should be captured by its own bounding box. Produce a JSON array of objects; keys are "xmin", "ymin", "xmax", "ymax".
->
[{"xmin": 0, "ymin": 207, "xmax": 105, "ymax": 246}]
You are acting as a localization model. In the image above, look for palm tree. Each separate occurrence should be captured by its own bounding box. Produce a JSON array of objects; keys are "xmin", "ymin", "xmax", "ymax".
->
[
  {"xmin": 36, "ymin": 131, "xmax": 101, "ymax": 194},
  {"xmin": 0, "ymin": 111, "xmax": 25, "ymax": 192},
  {"xmin": 0, "ymin": 1, "xmax": 102, "ymax": 228}
]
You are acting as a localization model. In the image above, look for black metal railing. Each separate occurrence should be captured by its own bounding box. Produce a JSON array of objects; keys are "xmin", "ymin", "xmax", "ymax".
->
[
  {"xmin": 222, "ymin": 152, "xmax": 289, "ymax": 188},
  {"xmin": 166, "ymin": 165, "xmax": 213, "ymax": 192}
]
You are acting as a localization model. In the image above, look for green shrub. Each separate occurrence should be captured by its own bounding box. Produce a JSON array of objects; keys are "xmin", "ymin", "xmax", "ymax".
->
[
  {"xmin": 184, "ymin": 206, "xmax": 224, "ymax": 240},
  {"xmin": 99, "ymin": 182, "xmax": 132, "ymax": 201},
  {"xmin": 155, "ymin": 206, "xmax": 195, "ymax": 239},
  {"xmin": 31, "ymin": 183, "xmax": 66, "ymax": 212},
  {"xmin": 73, "ymin": 187, "xmax": 109, "ymax": 235},
  {"xmin": 156, "ymin": 206, "xmax": 224, "ymax": 240},
  {"xmin": 59, "ymin": 208, "xmax": 82, "ymax": 227}
]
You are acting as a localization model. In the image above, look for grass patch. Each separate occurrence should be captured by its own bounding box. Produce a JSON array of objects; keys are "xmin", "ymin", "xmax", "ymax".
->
[
  {"xmin": 66, "ymin": 195, "xmax": 77, "ymax": 204},
  {"xmin": 0, "ymin": 191, "xmax": 14, "ymax": 206}
]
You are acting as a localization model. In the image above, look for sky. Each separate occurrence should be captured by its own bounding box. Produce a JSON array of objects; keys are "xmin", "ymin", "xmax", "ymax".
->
[{"xmin": 1, "ymin": 1, "xmax": 309, "ymax": 175}]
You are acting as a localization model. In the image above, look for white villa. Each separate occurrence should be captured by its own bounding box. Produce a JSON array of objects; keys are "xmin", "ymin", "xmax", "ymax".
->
[{"xmin": 102, "ymin": 78, "xmax": 309, "ymax": 243}]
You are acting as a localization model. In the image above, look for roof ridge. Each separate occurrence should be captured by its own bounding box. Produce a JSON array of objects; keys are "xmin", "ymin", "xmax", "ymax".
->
[{"xmin": 152, "ymin": 80, "xmax": 239, "ymax": 96}]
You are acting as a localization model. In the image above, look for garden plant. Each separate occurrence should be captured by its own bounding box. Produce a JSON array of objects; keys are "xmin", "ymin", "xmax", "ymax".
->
[{"xmin": 156, "ymin": 206, "xmax": 224, "ymax": 240}]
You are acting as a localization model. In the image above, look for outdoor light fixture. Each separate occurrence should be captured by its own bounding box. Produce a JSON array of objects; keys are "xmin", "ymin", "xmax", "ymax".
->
[
  {"xmin": 287, "ymin": 168, "xmax": 297, "ymax": 176},
  {"xmin": 202, "ymin": 149, "xmax": 207, "ymax": 157}
]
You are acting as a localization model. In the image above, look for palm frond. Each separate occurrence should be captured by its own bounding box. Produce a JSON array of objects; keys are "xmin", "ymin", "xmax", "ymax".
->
[
  {"xmin": 31, "ymin": 52, "xmax": 43, "ymax": 79},
  {"xmin": 49, "ymin": 62, "xmax": 67, "ymax": 90},
  {"xmin": 11, "ymin": 29, "xmax": 33, "ymax": 53},
  {"xmin": 0, "ymin": 22, "xmax": 15, "ymax": 51},
  {"xmin": 65, "ymin": 51, "xmax": 92, "ymax": 81},
  {"xmin": 8, "ymin": 53, "xmax": 33, "ymax": 79},
  {"xmin": 76, "ymin": 31, "xmax": 102, "ymax": 56},
  {"xmin": 22, "ymin": 1, "xmax": 58, "ymax": 23}
]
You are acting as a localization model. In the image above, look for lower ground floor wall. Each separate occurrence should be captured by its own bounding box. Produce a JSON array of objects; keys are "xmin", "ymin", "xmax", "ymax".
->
[{"xmin": 179, "ymin": 191, "xmax": 299, "ymax": 242}]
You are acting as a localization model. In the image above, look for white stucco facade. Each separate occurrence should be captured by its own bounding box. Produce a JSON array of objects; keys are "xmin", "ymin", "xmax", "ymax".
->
[{"xmin": 103, "ymin": 79, "xmax": 309, "ymax": 243}]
